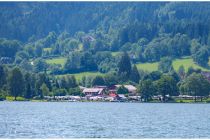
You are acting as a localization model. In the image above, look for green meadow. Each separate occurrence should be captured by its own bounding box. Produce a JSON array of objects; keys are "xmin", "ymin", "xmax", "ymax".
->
[
  {"xmin": 45, "ymin": 57, "xmax": 67, "ymax": 67},
  {"xmin": 45, "ymin": 56, "xmax": 210, "ymax": 77},
  {"xmin": 136, "ymin": 57, "xmax": 210, "ymax": 72},
  {"xmin": 56, "ymin": 72, "xmax": 105, "ymax": 81}
]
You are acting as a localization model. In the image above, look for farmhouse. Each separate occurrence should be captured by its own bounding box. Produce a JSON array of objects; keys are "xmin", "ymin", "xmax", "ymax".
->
[{"xmin": 83, "ymin": 87, "xmax": 105, "ymax": 96}]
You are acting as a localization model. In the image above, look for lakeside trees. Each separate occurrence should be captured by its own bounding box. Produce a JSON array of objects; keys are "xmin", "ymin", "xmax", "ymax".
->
[
  {"xmin": 8, "ymin": 68, "xmax": 25, "ymax": 100},
  {"xmin": 179, "ymin": 73, "xmax": 210, "ymax": 101},
  {"xmin": 155, "ymin": 75, "xmax": 178, "ymax": 101},
  {"xmin": 0, "ymin": 61, "xmax": 210, "ymax": 102},
  {"xmin": 139, "ymin": 79, "xmax": 155, "ymax": 102},
  {"xmin": 0, "ymin": 65, "xmax": 84, "ymax": 100}
]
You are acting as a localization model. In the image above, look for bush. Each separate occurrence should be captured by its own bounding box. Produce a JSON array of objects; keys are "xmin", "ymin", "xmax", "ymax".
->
[
  {"xmin": 0, "ymin": 94, "xmax": 6, "ymax": 101},
  {"xmin": 0, "ymin": 90, "xmax": 7, "ymax": 101},
  {"xmin": 68, "ymin": 87, "xmax": 82, "ymax": 96},
  {"xmin": 53, "ymin": 88, "xmax": 67, "ymax": 96},
  {"xmin": 205, "ymin": 98, "xmax": 210, "ymax": 103},
  {"xmin": 6, "ymin": 96, "xmax": 26, "ymax": 101}
]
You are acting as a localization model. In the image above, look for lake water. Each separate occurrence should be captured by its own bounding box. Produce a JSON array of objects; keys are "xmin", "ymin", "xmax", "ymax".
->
[{"xmin": 0, "ymin": 102, "xmax": 210, "ymax": 138}]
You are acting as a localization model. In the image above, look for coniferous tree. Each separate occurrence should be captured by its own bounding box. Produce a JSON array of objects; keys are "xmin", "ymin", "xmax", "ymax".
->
[
  {"xmin": 40, "ymin": 83, "xmax": 50, "ymax": 97},
  {"xmin": 130, "ymin": 65, "xmax": 140, "ymax": 83},
  {"xmin": 118, "ymin": 52, "xmax": 131, "ymax": 81},
  {"xmin": 0, "ymin": 65, "xmax": 6, "ymax": 88},
  {"xmin": 158, "ymin": 57, "xmax": 173, "ymax": 73},
  {"xmin": 67, "ymin": 75, "xmax": 78, "ymax": 88},
  {"xmin": 60, "ymin": 77, "xmax": 68, "ymax": 89},
  {"xmin": 92, "ymin": 76, "xmax": 105, "ymax": 86},
  {"xmin": 117, "ymin": 85, "xmax": 129, "ymax": 94},
  {"xmin": 8, "ymin": 67, "xmax": 25, "ymax": 100},
  {"xmin": 178, "ymin": 65, "xmax": 185, "ymax": 79},
  {"xmin": 24, "ymin": 73, "xmax": 32, "ymax": 99},
  {"xmin": 192, "ymin": 48, "xmax": 209, "ymax": 67}
]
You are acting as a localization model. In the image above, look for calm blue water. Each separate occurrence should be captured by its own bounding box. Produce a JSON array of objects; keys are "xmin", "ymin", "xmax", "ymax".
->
[{"xmin": 0, "ymin": 101, "xmax": 210, "ymax": 138}]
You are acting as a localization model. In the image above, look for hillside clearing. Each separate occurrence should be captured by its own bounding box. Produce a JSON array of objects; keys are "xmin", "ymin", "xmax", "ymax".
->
[
  {"xmin": 136, "ymin": 57, "xmax": 210, "ymax": 72},
  {"xmin": 56, "ymin": 72, "xmax": 105, "ymax": 81},
  {"xmin": 111, "ymin": 52, "xmax": 122, "ymax": 57},
  {"xmin": 136, "ymin": 62, "xmax": 158, "ymax": 72},
  {"xmin": 43, "ymin": 48, "xmax": 52, "ymax": 51},
  {"xmin": 45, "ymin": 57, "xmax": 67, "ymax": 67}
]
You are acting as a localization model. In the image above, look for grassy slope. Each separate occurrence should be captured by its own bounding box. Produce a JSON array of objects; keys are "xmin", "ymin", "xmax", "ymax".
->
[
  {"xmin": 136, "ymin": 57, "xmax": 210, "ymax": 72},
  {"xmin": 136, "ymin": 62, "xmax": 159, "ymax": 71},
  {"xmin": 45, "ymin": 57, "xmax": 104, "ymax": 80},
  {"xmin": 43, "ymin": 48, "xmax": 52, "ymax": 51},
  {"xmin": 45, "ymin": 57, "xmax": 67, "ymax": 67},
  {"xmin": 56, "ymin": 72, "xmax": 105, "ymax": 81},
  {"xmin": 172, "ymin": 57, "xmax": 209, "ymax": 72},
  {"xmin": 111, "ymin": 51, "xmax": 122, "ymax": 56},
  {"xmin": 45, "ymin": 55, "xmax": 210, "ymax": 79}
]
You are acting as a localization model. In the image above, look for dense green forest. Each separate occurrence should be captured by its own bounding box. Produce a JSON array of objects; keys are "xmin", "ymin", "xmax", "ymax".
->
[{"xmin": 1, "ymin": 2, "xmax": 210, "ymax": 101}]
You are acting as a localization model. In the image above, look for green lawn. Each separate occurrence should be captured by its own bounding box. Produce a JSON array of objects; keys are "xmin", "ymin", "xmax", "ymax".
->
[
  {"xmin": 47, "ymin": 56, "xmax": 210, "ymax": 80},
  {"xmin": 57, "ymin": 72, "xmax": 105, "ymax": 81},
  {"xmin": 111, "ymin": 51, "xmax": 122, "ymax": 57},
  {"xmin": 136, "ymin": 62, "xmax": 158, "ymax": 72},
  {"xmin": 172, "ymin": 57, "xmax": 210, "ymax": 72},
  {"xmin": 6, "ymin": 96, "xmax": 27, "ymax": 101},
  {"xmin": 43, "ymin": 48, "xmax": 52, "ymax": 52},
  {"xmin": 78, "ymin": 43, "xmax": 83, "ymax": 51},
  {"xmin": 45, "ymin": 57, "xmax": 67, "ymax": 67},
  {"xmin": 136, "ymin": 57, "xmax": 210, "ymax": 72}
]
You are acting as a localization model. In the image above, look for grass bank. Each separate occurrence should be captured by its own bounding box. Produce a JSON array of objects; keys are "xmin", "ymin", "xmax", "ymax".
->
[
  {"xmin": 136, "ymin": 56, "xmax": 210, "ymax": 72},
  {"xmin": 56, "ymin": 71, "xmax": 105, "ymax": 81},
  {"xmin": 6, "ymin": 96, "xmax": 28, "ymax": 101},
  {"xmin": 45, "ymin": 57, "xmax": 67, "ymax": 67}
]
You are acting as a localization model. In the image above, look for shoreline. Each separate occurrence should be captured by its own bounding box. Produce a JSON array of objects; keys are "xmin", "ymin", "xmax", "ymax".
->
[{"xmin": 1, "ymin": 100, "xmax": 210, "ymax": 104}]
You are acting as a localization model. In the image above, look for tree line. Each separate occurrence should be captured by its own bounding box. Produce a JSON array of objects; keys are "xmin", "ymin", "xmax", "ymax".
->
[{"xmin": 1, "ymin": 52, "xmax": 210, "ymax": 102}]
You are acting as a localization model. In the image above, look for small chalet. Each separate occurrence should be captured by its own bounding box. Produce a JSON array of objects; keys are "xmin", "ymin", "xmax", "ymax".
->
[{"xmin": 0, "ymin": 57, "xmax": 12, "ymax": 64}]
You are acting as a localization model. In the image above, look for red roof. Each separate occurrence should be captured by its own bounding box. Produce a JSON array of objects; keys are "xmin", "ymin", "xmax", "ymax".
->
[{"xmin": 109, "ymin": 93, "xmax": 118, "ymax": 98}]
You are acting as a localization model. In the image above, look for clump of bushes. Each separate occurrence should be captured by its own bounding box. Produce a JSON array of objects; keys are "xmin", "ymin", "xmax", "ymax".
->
[
  {"xmin": 0, "ymin": 90, "xmax": 7, "ymax": 101},
  {"xmin": 6, "ymin": 96, "xmax": 27, "ymax": 101}
]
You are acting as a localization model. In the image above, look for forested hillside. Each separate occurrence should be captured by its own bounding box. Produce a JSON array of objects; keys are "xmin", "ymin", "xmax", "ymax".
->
[
  {"xmin": 1, "ymin": 2, "xmax": 210, "ymax": 42},
  {"xmin": 1, "ymin": 2, "xmax": 210, "ymax": 101}
]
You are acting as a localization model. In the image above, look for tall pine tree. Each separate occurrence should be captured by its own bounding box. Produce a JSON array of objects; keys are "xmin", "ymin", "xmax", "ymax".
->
[
  {"xmin": 0, "ymin": 65, "xmax": 6, "ymax": 88},
  {"xmin": 8, "ymin": 67, "xmax": 25, "ymax": 100},
  {"xmin": 130, "ymin": 65, "xmax": 140, "ymax": 83},
  {"xmin": 118, "ymin": 52, "xmax": 131, "ymax": 81}
]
